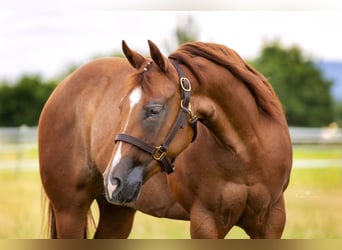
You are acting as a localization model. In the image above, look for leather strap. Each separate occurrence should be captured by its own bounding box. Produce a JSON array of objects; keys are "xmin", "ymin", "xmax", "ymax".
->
[{"xmin": 115, "ymin": 133, "xmax": 174, "ymax": 174}]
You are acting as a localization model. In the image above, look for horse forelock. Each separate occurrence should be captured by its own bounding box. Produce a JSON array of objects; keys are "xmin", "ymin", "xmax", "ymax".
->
[
  {"xmin": 126, "ymin": 67, "xmax": 153, "ymax": 95},
  {"xmin": 127, "ymin": 59, "xmax": 174, "ymax": 96},
  {"xmin": 169, "ymin": 42, "xmax": 286, "ymax": 124}
]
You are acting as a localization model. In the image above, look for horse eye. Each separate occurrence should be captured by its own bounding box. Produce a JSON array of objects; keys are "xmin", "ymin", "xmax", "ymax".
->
[{"xmin": 145, "ymin": 104, "xmax": 164, "ymax": 119}]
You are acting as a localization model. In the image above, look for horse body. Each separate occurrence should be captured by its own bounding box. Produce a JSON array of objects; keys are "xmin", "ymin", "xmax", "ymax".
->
[
  {"xmin": 39, "ymin": 41, "xmax": 292, "ymax": 239},
  {"xmin": 168, "ymin": 71, "xmax": 289, "ymax": 238},
  {"xmin": 164, "ymin": 47, "xmax": 292, "ymax": 238}
]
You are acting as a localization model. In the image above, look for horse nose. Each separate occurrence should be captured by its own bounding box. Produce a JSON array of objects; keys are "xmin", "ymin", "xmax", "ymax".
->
[
  {"xmin": 104, "ymin": 156, "xmax": 144, "ymax": 205},
  {"xmin": 107, "ymin": 176, "xmax": 122, "ymax": 198}
]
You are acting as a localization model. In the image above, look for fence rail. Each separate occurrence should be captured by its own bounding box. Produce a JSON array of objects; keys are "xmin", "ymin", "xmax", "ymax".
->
[
  {"xmin": 1, "ymin": 126, "xmax": 342, "ymax": 171},
  {"xmin": 0, "ymin": 126, "xmax": 38, "ymax": 171},
  {"xmin": 289, "ymin": 126, "xmax": 342, "ymax": 144}
]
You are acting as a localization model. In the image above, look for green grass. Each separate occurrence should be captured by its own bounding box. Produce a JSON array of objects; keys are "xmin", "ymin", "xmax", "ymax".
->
[
  {"xmin": 0, "ymin": 167, "xmax": 341, "ymax": 239},
  {"xmin": 284, "ymin": 186, "xmax": 342, "ymax": 238},
  {"xmin": 0, "ymin": 171, "xmax": 42, "ymax": 238},
  {"xmin": 1, "ymin": 148, "xmax": 37, "ymax": 160},
  {"xmin": 283, "ymin": 167, "xmax": 342, "ymax": 238},
  {"xmin": 0, "ymin": 145, "xmax": 342, "ymax": 238},
  {"xmin": 293, "ymin": 145, "xmax": 342, "ymax": 160}
]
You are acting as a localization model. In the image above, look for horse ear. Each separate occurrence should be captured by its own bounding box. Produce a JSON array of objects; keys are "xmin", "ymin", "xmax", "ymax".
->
[
  {"xmin": 148, "ymin": 40, "xmax": 168, "ymax": 72},
  {"xmin": 122, "ymin": 40, "xmax": 146, "ymax": 69}
]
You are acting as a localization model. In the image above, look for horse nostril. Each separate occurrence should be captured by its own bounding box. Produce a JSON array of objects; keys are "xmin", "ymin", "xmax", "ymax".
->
[
  {"xmin": 107, "ymin": 176, "xmax": 122, "ymax": 197},
  {"xmin": 111, "ymin": 176, "xmax": 121, "ymax": 188}
]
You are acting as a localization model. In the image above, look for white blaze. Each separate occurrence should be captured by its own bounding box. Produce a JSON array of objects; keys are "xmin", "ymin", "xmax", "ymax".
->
[
  {"xmin": 123, "ymin": 86, "xmax": 143, "ymax": 132},
  {"xmin": 106, "ymin": 143, "xmax": 122, "ymax": 196},
  {"xmin": 106, "ymin": 87, "xmax": 142, "ymax": 196},
  {"xmin": 129, "ymin": 86, "xmax": 142, "ymax": 109},
  {"xmin": 112, "ymin": 143, "xmax": 122, "ymax": 169}
]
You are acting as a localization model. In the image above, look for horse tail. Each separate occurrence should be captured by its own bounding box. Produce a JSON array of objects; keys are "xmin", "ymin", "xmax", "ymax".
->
[
  {"xmin": 47, "ymin": 202, "xmax": 58, "ymax": 238},
  {"xmin": 41, "ymin": 189, "xmax": 96, "ymax": 238},
  {"xmin": 40, "ymin": 190, "xmax": 57, "ymax": 238}
]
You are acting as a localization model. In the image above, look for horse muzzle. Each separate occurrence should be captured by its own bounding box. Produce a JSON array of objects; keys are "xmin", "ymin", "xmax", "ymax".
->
[{"xmin": 104, "ymin": 159, "xmax": 144, "ymax": 206}]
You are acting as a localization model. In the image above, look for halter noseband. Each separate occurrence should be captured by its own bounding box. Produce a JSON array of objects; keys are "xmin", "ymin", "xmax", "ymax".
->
[{"xmin": 114, "ymin": 59, "xmax": 198, "ymax": 174}]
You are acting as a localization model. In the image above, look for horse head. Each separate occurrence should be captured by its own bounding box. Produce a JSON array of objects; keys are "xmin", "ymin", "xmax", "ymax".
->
[{"xmin": 103, "ymin": 40, "xmax": 196, "ymax": 206}]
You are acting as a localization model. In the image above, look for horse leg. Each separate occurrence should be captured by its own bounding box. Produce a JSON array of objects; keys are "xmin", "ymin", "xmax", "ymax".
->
[
  {"xmin": 50, "ymin": 193, "xmax": 93, "ymax": 238},
  {"xmin": 189, "ymin": 201, "xmax": 235, "ymax": 239},
  {"xmin": 259, "ymin": 195, "xmax": 286, "ymax": 238},
  {"xmin": 190, "ymin": 204, "xmax": 219, "ymax": 238},
  {"xmin": 241, "ymin": 195, "xmax": 286, "ymax": 239},
  {"xmin": 188, "ymin": 181, "xmax": 251, "ymax": 239},
  {"xmin": 94, "ymin": 195, "xmax": 136, "ymax": 238}
]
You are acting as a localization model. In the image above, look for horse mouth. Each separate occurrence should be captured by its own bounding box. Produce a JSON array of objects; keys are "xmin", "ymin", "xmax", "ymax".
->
[{"xmin": 105, "ymin": 179, "xmax": 142, "ymax": 206}]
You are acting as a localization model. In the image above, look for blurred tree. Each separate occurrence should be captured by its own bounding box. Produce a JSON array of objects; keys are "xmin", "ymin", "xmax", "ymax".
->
[
  {"xmin": 165, "ymin": 15, "xmax": 199, "ymax": 52},
  {"xmin": 175, "ymin": 16, "xmax": 199, "ymax": 45},
  {"xmin": 0, "ymin": 75, "xmax": 57, "ymax": 126},
  {"xmin": 250, "ymin": 41, "xmax": 334, "ymax": 127},
  {"xmin": 334, "ymin": 101, "xmax": 342, "ymax": 126}
]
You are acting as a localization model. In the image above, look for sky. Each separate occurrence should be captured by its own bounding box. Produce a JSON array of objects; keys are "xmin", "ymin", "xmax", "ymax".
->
[{"xmin": 1, "ymin": 1, "xmax": 342, "ymax": 81}]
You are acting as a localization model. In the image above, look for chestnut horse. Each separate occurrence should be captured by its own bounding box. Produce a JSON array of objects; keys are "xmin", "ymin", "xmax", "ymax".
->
[{"xmin": 39, "ymin": 40, "xmax": 292, "ymax": 238}]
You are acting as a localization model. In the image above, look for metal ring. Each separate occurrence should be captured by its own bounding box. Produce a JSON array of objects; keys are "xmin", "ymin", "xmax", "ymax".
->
[{"xmin": 180, "ymin": 77, "xmax": 191, "ymax": 92}]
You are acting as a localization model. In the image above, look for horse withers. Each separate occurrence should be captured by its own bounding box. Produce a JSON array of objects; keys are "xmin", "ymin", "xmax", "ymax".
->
[{"xmin": 39, "ymin": 40, "xmax": 292, "ymax": 238}]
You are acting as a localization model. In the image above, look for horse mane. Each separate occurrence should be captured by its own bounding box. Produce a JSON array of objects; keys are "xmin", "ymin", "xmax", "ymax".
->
[{"xmin": 169, "ymin": 42, "xmax": 286, "ymax": 124}]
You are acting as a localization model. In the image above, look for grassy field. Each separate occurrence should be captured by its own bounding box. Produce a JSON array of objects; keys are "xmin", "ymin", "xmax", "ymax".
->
[{"xmin": 0, "ymin": 146, "xmax": 341, "ymax": 239}]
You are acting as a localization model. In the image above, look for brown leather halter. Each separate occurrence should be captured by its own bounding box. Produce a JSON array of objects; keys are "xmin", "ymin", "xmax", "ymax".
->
[{"xmin": 114, "ymin": 59, "xmax": 198, "ymax": 174}]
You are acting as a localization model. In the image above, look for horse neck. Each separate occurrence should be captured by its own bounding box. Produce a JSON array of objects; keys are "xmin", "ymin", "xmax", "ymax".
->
[{"xmin": 190, "ymin": 64, "xmax": 263, "ymax": 152}]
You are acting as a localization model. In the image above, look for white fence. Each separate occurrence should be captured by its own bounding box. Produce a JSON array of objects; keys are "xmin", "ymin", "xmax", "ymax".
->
[
  {"xmin": 0, "ymin": 126, "xmax": 342, "ymax": 171},
  {"xmin": 0, "ymin": 126, "xmax": 38, "ymax": 171},
  {"xmin": 290, "ymin": 126, "xmax": 342, "ymax": 144}
]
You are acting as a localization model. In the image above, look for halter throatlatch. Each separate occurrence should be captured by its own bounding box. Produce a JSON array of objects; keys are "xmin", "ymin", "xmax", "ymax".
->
[{"xmin": 114, "ymin": 59, "xmax": 197, "ymax": 174}]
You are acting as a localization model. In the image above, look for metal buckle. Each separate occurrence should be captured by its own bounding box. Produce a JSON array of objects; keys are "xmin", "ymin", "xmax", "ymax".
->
[
  {"xmin": 180, "ymin": 101, "xmax": 192, "ymax": 114},
  {"xmin": 180, "ymin": 77, "xmax": 191, "ymax": 92},
  {"xmin": 152, "ymin": 146, "xmax": 166, "ymax": 161}
]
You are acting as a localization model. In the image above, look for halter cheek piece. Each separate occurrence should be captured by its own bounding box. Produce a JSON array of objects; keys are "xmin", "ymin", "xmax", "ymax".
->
[{"xmin": 114, "ymin": 59, "xmax": 198, "ymax": 174}]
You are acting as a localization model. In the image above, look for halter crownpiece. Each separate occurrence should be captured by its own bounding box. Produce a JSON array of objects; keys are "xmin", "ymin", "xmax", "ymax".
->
[{"xmin": 114, "ymin": 59, "xmax": 198, "ymax": 174}]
